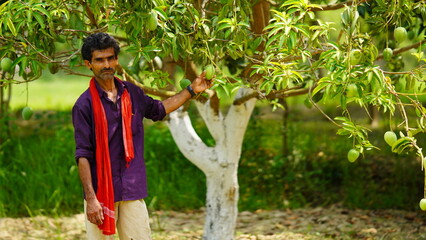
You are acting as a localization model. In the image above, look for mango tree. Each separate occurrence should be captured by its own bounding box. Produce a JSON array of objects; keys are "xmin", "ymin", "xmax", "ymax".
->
[{"xmin": 1, "ymin": 0, "xmax": 425, "ymax": 239}]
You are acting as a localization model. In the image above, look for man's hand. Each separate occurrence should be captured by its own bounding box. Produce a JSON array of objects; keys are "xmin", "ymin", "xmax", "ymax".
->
[
  {"xmin": 163, "ymin": 71, "xmax": 215, "ymax": 114},
  {"xmin": 86, "ymin": 197, "xmax": 104, "ymax": 225},
  {"xmin": 191, "ymin": 71, "xmax": 214, "ymax": 94}
]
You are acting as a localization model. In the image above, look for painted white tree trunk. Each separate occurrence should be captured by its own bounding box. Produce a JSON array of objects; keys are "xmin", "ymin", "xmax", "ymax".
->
[{"xmin": 166, "ymin": 88, "xmax": 256, "ymax": 240}]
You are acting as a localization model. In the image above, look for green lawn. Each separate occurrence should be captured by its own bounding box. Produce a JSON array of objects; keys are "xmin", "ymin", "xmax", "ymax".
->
[{"xmin": 10, "ymin": 69, "xmax": 90, "ymax": 111}]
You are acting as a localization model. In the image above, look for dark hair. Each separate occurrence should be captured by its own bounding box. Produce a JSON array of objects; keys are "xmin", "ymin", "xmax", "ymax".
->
[{"xmin": 81, "ymin": 32, "xmax": 120, "ymax": 61}]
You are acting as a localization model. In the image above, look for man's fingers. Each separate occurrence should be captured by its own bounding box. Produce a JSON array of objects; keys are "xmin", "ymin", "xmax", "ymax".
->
[
  {"xmin": 97, "ymin": 210, "xmax": 104, "ymax": 224},
  {"xmin": 88, "ymin": 210, "xmax": 104, "ymax": 225},
  {"xmin": 97, "ymin": 216, "xmax": 103, "ymax": 225},
  {"xmin": 90, "ymin": 216, "xmax": 103, "ymax": 225}
]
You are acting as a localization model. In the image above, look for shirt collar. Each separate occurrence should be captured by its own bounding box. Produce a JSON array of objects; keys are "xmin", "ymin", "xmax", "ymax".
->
[{"xmin": 93, "ymin": 77, "xmax": 126, "ymax": 99}]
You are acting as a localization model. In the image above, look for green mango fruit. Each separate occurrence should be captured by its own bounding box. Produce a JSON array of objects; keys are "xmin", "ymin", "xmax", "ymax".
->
[
  {"xmin": 394, "ymin": 27, "xmax": 407, "ymax": 43},
  {"xmin": 48, "ymin": 63, "xmax": 60, "ymax": 74},
  {"xmin": 383, "ymin": 48, "xmax": 393, "ymax": 61},
  {"xmin": 180, "ymin": 78, "xmax": 191, "ymax": 89},
  {"xmin": 349, "ymin": 49, "xmax": 362, "ymax": 65},
  {"xmin": 205, "ymin": 64, "xmax": 214, "ymax": 80},
  {"xmin": 346, "ymin": 84, "xmax": 358, "ymax": 98},
  {"xmin": 147, "ymin": 12, "xmax": 158, "ymax": 31},
  {"xmin": 1, "ymin": 58, "xmax": 13, "ymax": 72},
  {"xmin": 419, "ymin": 198, "xmax": 426, "ymax": 211},
  {"xmin": 347, "ymin": 149, "xmax": 359, "ymax": 162},
  {"xmin": 384, "ymin": 131, "xmax": 397, "ymax": 146},
  {"xmin": 22, "ymin": 107, "xmax": 33, "ymax": 120}
]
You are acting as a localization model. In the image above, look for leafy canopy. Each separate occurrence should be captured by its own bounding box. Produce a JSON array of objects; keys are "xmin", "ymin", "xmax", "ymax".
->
[{"xmin": 0, "ymin": 0, "xmax": 425, "ymax": 166}]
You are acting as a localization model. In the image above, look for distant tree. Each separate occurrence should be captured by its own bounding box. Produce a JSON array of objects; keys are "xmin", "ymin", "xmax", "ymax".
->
[{"xmin": 1, "ymin": 0, "xmax": 425, "ymax": 239}]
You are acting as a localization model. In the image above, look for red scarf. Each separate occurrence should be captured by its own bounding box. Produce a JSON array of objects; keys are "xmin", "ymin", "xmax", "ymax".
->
[{"xmin": 89, "ymin": 77, "xmax": 134, "ymax": 235}]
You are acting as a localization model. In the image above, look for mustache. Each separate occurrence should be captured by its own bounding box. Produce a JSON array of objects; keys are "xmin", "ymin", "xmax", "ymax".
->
[{"xmin": 101, "ymin": 68, "xmax": 114, "ymax": 71}]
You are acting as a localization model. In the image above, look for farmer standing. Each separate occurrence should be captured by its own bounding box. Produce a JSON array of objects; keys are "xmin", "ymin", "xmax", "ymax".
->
[{"xmin": 72, "ymin": 32, "xmax": 212, "ymax": 240}]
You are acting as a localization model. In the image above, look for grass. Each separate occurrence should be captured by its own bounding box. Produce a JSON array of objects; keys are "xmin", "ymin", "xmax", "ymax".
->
[{"xmin": 10, "ymin": 68, "xmax": 90, "ymax": 111}]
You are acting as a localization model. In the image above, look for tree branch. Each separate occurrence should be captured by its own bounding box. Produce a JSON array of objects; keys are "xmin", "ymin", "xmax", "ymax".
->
[
  {"xmin": 233, "ymin": 91, "xmax": 259, "ymax": 105},
  {"xmin": 61, "ymin": 25, "xmax": 108, "ymax": 34},
  {"xmin": 376, "ymin": 39, "xmax": 426, "ymax": 60},
  {"xmin": 309, "ymin": 0, "xmax": 372, "ymax": 12},
  {"xmin": 77, "ymin": 0, "xmax": 99, "ymax": 28},
  {"xmin": 62, "ymin": 67, "xmax": 92, "ymax": 78},
  {"xmin": 233, "ymin": 86, "xmax": 311, "ymax": 105},
  {"xmin": 116, "ymin": 65, "xmax": 176, "ymax": 98}
]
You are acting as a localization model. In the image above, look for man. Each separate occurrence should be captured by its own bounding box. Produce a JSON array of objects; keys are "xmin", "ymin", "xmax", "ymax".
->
[{"xmin": 72, "ymin": 32, "xmax": 212, "ymax": 240}]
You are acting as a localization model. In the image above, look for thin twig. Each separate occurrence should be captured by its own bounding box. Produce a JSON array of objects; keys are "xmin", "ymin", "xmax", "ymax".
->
[
  {"xmin": 61, "ymin": 25, "xmax": 108, "ymax": 34},
  {"xmin": 309, "ymin": 0, "xmax": 372, "ymax": 12},
  {"xmin": 22, "ymin": 37, "xmax": 52, "ymax": 62}
]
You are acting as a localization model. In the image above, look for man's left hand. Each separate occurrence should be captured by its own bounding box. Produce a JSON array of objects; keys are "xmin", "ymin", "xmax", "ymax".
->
[{"xmin": 191, "ymin": 71, "xmax": 214, "ymax": 94}]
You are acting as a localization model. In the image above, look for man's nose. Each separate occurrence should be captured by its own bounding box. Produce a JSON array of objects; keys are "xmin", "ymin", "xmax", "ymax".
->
[{"xmin": 103, "ymin": 59, "xmax": 110, "ymax": 68}]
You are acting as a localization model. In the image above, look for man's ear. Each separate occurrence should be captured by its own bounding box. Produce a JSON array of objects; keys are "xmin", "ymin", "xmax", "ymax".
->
[{"xmin": 84, "ymin": 60, "xmax": 92, "ymax": 71}]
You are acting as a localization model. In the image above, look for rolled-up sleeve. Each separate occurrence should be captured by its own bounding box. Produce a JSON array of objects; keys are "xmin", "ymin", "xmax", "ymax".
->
[
  {"xmin": 130, "ymin": 83, "xmax": 166, "ymax": 121},
  {"xmin": 143, "ymin": 95, "xmax": 166, "ymax": 121},
  {"xmin": 72, "ymin": 99, "xmax": 95, "ymax": 163}
]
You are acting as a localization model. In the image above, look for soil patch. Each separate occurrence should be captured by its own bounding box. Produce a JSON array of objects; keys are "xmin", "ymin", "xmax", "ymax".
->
[{"xmin": 1, "ymin": 205, "xmax": 425, "ymax": 239}]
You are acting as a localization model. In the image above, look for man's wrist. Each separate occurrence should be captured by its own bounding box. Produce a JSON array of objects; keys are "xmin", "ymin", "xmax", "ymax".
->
[{"xmin": 186, "ymin": 85, "xmax": 196, "ymax": 98}]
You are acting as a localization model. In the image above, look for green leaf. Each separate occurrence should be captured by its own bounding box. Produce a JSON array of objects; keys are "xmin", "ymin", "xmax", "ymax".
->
[
  {"xmin": 336, "ymin": 128, "xmax": 351, "ymax": 136},
  {"xmin": 0, "ymin": 1, "xmax": 9, "ymax": 14},
  {"xmin": 391, "ymin": 137, "xmax": 413, "ymax": 154},
  {"xmin": 172, "ymin": 37, "xmax": 179, "ymax": 61},
  {"xmin": 281, "ymin": 0, "xmax": 301, "ymax": 8},
  {"xmin": 260, "ymin": 80, "xmax": 274, "ymax": 95},
  {"xmin": 6, "ymin": 18, "xmax": 17, "ymax": 36},
  {"xmin": 340, "ymin": 94, "xmax": 347, "ymax": 109},
  {"xmin": 215, "ymin": 84, "xmax": 229, "ymax": 99},
  {"xmin": 153, "ymin": 7, "xmax": 168, "ymax": 20},
  {"xmin": 293, "ymin": 23, "xmax": 310, "ymax": 37},
  {"xmin": 287, "ymin": 31, "xmax": 296, "ymax": 50},
  {"xmin": 312, "ymin": 78, "xmax": 330, "ymax": 96},
  {"xmin": 33, "ymin": 5, "xmax": 51, "ymax": 19},
  {"xmin": 265, "ymin": 34, "xmax": 280, "ymax": 49},
  {"xmin": 334, "ymin": 116, "xmax": 349, "ymax": 122},
  {"xmin": 32, "ymin": 11, "xmax": 45, "ymax": 28}
]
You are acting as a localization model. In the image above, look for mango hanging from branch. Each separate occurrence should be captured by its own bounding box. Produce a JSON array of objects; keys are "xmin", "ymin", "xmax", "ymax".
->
[
  {"xmin": 347, "ymin": 149, "xmax": 360, "ymax": 162},
  {"xmin": 22, "ymin": 107, "xmax": 33, "ymax": 120},
  {"xmin": 1, "ymin": 57, "xmax": 12, "ymax": 72},
  {"xmin": 147, "ymin": 11, "xmax": 158, "ymax": 31},
  {"xmin": 394, "ymin": 27, "xmax": 407, "ymax": 43},
  {"xmin": 205, "ymin": 64, "xmax": 215, "ymax": 80},
  {"xmin": 383, "ymin": 48, "xmax": 393, "ymax": 61}
]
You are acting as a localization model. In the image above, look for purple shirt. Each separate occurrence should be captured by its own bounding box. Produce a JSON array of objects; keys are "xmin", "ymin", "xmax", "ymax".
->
[{"xmin": 72, "ymin": 78, "xmax": 166, "ymax": 202}]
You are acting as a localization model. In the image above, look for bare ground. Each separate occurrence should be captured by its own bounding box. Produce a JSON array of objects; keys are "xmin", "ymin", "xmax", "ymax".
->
[{"xmin": 1, "ymin": 204, "xmax": 426, "ymax": 240}]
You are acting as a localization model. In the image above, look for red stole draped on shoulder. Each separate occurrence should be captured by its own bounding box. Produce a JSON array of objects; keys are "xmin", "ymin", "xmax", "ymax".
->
[{"xmin": 89, "ymin": 77, "xmax": 134, "ymax": 235}]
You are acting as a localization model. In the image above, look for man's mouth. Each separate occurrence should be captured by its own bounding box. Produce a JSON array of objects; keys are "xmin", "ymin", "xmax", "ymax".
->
[{"xmin": 102, "ymin": 68, "xmax": 114, "ymax": 73}]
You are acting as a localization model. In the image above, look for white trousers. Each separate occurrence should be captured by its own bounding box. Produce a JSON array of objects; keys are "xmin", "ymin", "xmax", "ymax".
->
[{"xmin": 84, "ymin": 199, "xmax": 151, "ymax": 240}]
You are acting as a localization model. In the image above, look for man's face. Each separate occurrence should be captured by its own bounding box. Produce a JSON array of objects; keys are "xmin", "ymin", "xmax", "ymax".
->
[{"xmin": 84, "ymin": 47, "xmax": 118, "ymax": 82}]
